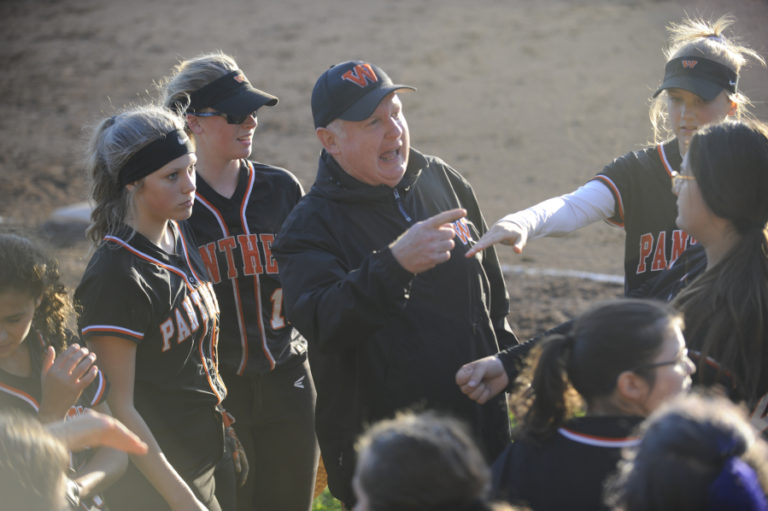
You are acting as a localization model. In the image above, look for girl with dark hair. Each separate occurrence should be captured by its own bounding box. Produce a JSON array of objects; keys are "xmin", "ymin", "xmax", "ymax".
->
[
  {"xmin": 669, "ymin": 120, "xmax": 768, "ymax": 409},
  {"xmin": 75, "ymin": 105, "xmax": 227, "ymax": 511},
  {"xmin": 0, "ymin": 233, "xmax": 126, "ymax": 509},
  {"xmin": 605, "ymin": 392, "xmax": 768, "ymax": 511},
  {"xmin": 491, "ymin": 299, "xmax": 695, "ymax": 511},
  {"xmin": 352, "ymin": 411, "xmax": 517, "ymax": 511}
]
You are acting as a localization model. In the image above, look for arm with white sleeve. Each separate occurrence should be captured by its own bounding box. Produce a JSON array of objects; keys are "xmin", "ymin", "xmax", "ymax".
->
[{"xmin": 465, "ymin": 180, "xmax": 616, "ymax": 257}]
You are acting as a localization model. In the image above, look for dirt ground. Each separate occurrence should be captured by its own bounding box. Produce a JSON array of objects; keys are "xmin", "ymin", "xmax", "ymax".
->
[{"xmin": 1, "ymin": 0, "xmax": 767, "ymax": 338}]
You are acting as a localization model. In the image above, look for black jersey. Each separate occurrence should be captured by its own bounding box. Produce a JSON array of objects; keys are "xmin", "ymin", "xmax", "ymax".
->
[
  {"xmin": 190, "ymin": 160, "xmax": 307, "ymax": 376},
  {"xmin": 594, "ymin": 139, "xmax": 696, "ymax": 294},
  {"xmin": 75, "ymin": 221, "xmax": 226, "ymax": 473},
  {"xmin": 492, "ymin": 416, "xmax": 643, "ymax": 511},
  {"xmin": 0, "ymin": 329, "xmax": 107, "ymax": 416}
]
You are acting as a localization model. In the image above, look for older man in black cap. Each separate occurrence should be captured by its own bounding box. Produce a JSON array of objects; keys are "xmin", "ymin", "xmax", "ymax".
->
[{"xmin": 273, "ymin": 60, "xmax": 517, "ymax": 507}]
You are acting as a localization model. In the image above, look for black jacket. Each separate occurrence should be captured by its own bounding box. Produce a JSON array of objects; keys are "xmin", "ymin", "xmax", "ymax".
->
[{"xmin": 274, "ymin": 148, "xmax": 516, "ymax": 505}]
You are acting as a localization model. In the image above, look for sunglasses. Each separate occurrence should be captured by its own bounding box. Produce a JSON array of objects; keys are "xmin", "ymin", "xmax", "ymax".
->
[{"xmin": 189, "ymin": 110, "xmax": 256, "ymax": 125}]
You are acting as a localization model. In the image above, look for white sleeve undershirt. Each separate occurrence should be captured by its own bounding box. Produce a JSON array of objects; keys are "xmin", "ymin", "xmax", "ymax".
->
[{"xmin": 499, "ymin": 180, "xmax": 617, "ymax": 239}]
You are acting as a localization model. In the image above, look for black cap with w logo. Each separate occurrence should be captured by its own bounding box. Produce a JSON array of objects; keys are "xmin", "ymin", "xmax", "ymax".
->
[
  {"xmin": 311, "ymin": 60, "xmax": 416, "ymax": 128},
  {"xmin": 653, "ymin": 56, "xmax": 738, "ymax": 101}
]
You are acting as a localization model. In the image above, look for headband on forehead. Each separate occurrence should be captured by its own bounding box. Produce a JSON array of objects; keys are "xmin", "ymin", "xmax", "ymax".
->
[
  {"xmin": 654, "ymin": 56, "xmax": 738, "ymax": 101},
  {"xmin": 118, "ymin": 129, "xmax": 193, "ymax": 187}
]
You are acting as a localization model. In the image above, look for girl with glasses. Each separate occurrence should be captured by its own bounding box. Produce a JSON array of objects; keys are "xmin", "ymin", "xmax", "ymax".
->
[
  {"xmin": 161, "ymin": 52, "xmax": 318, "ymax": 511},
  {"xmin": 491, "ymin": 298, "xmax": 694, "ymax": 511},
  {"xmin": 669, "ymin": 120, "xmax": 768, "ymax": 411}
]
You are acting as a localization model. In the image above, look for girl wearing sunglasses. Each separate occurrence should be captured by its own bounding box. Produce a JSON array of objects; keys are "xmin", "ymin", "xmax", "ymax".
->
[{"xmin": 162, "ymin": 52, "xmax": 318, "ymax": 511}]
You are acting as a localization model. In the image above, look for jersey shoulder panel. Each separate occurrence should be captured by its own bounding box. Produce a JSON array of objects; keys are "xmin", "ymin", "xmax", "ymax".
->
[
  {"xmin": 248, "ymin": 160, "xmax": 304, "ymax": 191},
  {"xmin": 593, "ymin": 142, "xmax": 676, "ymax": 224},
  {"xmin": 75, "ymin": 239, "xmax": 156, "ymax": 343}
]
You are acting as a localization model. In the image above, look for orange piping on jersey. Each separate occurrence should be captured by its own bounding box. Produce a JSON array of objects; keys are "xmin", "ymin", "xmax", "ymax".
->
[
  {"xmin": 210, "ymin": 312, "xmax": 227, "ymax": 399},
  {"xmin": 179, "ymin": 223, "xmax": 219, "ymax": 397},
  {"xmin": 101, "ymin": 235, "xmax": 208, "ymax": 337},
  {"xmin": 194, "ymin": 193, "xmax": 229, "ymax": 236},
  {"xmin": 90, "ymin": 370, "xmax": 107, "ymax": 406},
  {"xmin": 196, "ymin": 188, "xmax": 251, "ymax": 375},
  {"xmin": 557, "ymin": 427, "xmax": 640, "ymax": 448},
  {"xmin": 175, "ymin": 221, "xmax": 204, "ymax": 284},
  {"xmin": 241, "ymin": 161, "xmax": 276, "ymax": 372},
  {"xmin": 82, "ymin": 324, "xmax": 144, "ymax": 340},
  {"xmin": 179, "ymin": 223, "xmax": 221, "ymax": 393},
  {"xmin": 591, "ymin": 176, "xmax": 625, "ymax": 227},
  {"xmin": 104, "ymin": 235, "xmax": 196, "ymax": 290},
  {"xmin": 198, "ymin": 321, "xmax": 225, "ymax": 405},
  {"xmin": 200, "ymin": 282, "xmax": 226, "ymax": 400},
  {"xmin": 104, "ymin": 234, "xmax": 225, "ymax": 401},
  {"xmin": 657, "ymin": 144, "xmax": 676, "ymax": 177},
  {"xmin": 0, "ymin": 382, "xmax": 39, "ymax": 412}
]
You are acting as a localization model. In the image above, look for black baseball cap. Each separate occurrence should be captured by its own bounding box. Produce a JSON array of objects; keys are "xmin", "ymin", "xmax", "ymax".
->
[
  {"xmin": 653, "ymin": 56, "xmax": 737, "ymax": 101},
  {"xmin": 312, "ymin": 60, "xmax": 416, "ymax": 128},
  {"xmin": 187, "ymin": 70, "xmax": 278, "ymax": 116}
]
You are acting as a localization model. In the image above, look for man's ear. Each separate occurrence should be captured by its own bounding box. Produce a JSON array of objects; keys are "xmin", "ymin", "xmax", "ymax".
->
[
  {"xmin": 316, "ymin": 127, "xmax": 339, "ymax": 155},
  {"xmin": 616, "ymin": 370, "xmax": 650, "ymax": 403}
]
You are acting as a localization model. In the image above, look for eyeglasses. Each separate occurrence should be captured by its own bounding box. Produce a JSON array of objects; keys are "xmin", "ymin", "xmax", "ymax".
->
[
  {"xmin": 189, "ymin": 110, "xmax": 256, "ymax": 125},
  {"xmin": 634, "ymin": 350, "xmax": 689, "ymax": 371},
  {"xmin": 671, "ymin": 170, "xmax": 695, "ymax": 191}
]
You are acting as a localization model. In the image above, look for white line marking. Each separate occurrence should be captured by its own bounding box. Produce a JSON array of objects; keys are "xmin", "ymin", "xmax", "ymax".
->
[{"xmin": 501, "ymin": 265, "xmax": 624, "ymax": 285}]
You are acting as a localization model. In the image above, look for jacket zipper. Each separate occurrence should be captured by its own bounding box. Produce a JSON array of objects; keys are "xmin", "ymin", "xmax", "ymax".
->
[{"xmin": 392, "ymin": 188, "xmax": 412, "ymax": 223}]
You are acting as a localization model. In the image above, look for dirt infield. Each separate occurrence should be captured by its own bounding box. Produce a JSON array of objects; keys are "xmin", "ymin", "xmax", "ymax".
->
[{"xmin": 1, "ymin": 0, "xmax": 766, "ymax": 338}]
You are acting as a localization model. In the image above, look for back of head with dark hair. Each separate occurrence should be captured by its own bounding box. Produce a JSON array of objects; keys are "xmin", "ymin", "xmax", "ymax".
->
[
  {"xmin": 355, "ymin": 411, "xmax": 502, "ymax": 511},
  {"xmin": 606, "ymin": 392, "xmax": 768, "ymax": 511},
  {"xmin": 518, "ymin": 298, "xmax": 681, "ymax": 439}
]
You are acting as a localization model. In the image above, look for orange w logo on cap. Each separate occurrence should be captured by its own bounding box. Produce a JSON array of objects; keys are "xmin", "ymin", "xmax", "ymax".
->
[
  {"xmin": 682, "ymin": 60, "xmax": 698, "ymax": 69},
  {"xmin": 341, "ymin": 64, "xmax": 379, "ymax": 87}
]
